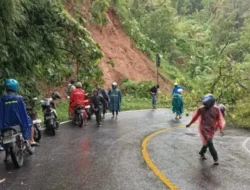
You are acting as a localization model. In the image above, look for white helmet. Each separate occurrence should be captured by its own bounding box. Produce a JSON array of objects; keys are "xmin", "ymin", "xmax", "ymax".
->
[
  {"xmin": 112, "ymin": 82, "xmax": 117, "ymax": 86},
  {"xmin": 75, "ymin": 82, "xmax": 82, "ymax": 88}
]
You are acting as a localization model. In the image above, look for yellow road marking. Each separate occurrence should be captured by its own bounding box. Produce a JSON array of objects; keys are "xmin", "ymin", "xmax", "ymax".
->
[{"xmin": 142, "ymin": 126, "xmax": 184, "ymax": 190}]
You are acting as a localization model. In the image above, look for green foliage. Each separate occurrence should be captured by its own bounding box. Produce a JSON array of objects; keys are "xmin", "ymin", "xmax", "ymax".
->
[
  {"xmin": 120, "ymin": 79, "xmax": 154, "ymax": 98},
  {"xmin": 90, "ymin": 0, "xmax": 110, "ymax": 25},
  {"xmin": 0, "ymin": 0, "xmax": 103, "ymax": 98},
  {"xmin": 111, "ymin": 0, "xmax": 250, "ymax": 127}
]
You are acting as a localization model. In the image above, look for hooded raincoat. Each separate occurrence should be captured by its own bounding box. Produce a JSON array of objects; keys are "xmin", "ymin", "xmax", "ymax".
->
[
  {"xmin": 190, "ymin": 106, "xmax": 225, "ymax": 145},
  {"xmin": 0, "ymin": 94, "xmax": 32, "ymax": 140},
  {"xmin": 172, "ymin": 92, "xmax": 184, "ymax": 115}
]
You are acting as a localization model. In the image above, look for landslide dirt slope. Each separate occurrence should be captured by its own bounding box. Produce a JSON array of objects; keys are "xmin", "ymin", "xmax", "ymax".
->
[
  {"xmin": 88, "ymin": 8, "xmax": 172, "ymax": 92},
  {"xmin": 65, "ymin": 0, "xmax": 172, "ymax": 92}
]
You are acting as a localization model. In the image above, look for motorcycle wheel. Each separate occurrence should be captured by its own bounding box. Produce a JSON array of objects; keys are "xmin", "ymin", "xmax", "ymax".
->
[
  {"xmin": 34, "ymin": 124, "xmax": 41, "ymax": 142},
  {"xmin": 78, "ymin": 114, "xmax": 83, "ymax": 128},
  {"xmin": 10, "ymin": 146, "xmax": 24, "ymax": 168},
  {"xmin": 51, "ymin": 124, "xmax": 56, "ymax": 136}
]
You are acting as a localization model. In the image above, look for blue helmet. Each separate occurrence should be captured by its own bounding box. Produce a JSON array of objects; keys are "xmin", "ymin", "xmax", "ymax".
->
[
  {"xmin": 5, "ymin": 79, "xmax": 19, "ymax": 92},
  {"xmin": 202, "ymin": 94, "xmax": 215, "ymax": 108}
]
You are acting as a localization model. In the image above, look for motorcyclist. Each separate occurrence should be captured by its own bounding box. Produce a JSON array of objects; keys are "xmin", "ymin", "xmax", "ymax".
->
[
  {"xmin": 0, "ymin": 79, "xmax": 33, "ymax": 161},
  {"xmin": 69, "ymin": 82, "xmax": 86, "ymax": 118}
]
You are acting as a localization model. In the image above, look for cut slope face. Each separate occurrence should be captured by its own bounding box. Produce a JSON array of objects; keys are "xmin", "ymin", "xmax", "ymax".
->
[{"xmin": 86, "ymin": 8, "xmax": 171, "ymax": 92}]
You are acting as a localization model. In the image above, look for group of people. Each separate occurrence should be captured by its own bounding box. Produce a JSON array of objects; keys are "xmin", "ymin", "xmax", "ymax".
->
[
  {"xmin": 67, "ymin": 80, "xmax": 122, "ymax": 127},
  {"xmin": 150, "ymin": 83, "xmax": 226, "ymax": 165},
  {"xmin": 0, "ymin": 78, "xmax": 227, "ymax": 167},
  {"xmin": 149, "ymin": 82, "xmax": 184, "ymax": 120}
]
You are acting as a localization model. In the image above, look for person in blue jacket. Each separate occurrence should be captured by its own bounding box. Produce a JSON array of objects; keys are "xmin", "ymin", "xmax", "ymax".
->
[
  {"xmin": 0, "ymin": 79, "xmax": 34, "ymax": 160},
  {"xmin": 171, "ymin": 82, "xmax": 184, "ymax": 96}
]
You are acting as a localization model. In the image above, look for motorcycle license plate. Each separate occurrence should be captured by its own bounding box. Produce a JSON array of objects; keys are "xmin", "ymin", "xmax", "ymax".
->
[
  {"xmin": 85, "ymin": 105, "xmax": 90, "ymax": 109},
  {"xmin": 46, "ymin": 116, "xmax": 55, "ymax": 120},
  {"xmin": 3, "ymin": 136, "xmax": 16, "ymax": 144}
]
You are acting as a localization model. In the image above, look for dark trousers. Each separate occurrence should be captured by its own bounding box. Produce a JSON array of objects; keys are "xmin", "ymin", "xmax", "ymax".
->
[
  {"xmin": 103, "ymin": 104, "xmax": 107, "ymax": 115},
  {"xmin": 199, "ymin": 139, "xmax": 218, "ymax": 161},
  {"xmin": 94, "ymin": 110, "xmax": 102, "ymax": 125}
]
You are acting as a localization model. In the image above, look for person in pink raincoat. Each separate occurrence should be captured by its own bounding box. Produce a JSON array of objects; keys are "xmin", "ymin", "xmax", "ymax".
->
[{"xmin": 186, "ymin": 94, "xmax": 225, "ymax": 165}]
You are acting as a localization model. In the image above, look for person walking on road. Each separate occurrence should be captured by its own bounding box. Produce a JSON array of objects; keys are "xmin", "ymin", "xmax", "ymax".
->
[
  {"xmin": 91, "ymin": 90, "xmax": 107, "ymax": 127},
  {"xmin": 172, "ymin": 88, "xmax": 184, "ymax": 120},
  {"xmin": 108, "ymin": 82, "xmax": 121, "ymax": 119},
  {"xmin": 95, "ymin": 84, "xmax": 109, "ymax": 119},
  {"xmin": 186, "ymin": 94, "xmax": 225, "ymax": 165},
  {"xmin": 149, "ymin": 84, "xmax": 159, "ymax": 109}
]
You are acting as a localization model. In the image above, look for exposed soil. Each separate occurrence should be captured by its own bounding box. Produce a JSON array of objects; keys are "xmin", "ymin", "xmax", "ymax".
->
[
  {"xmin": 87, "ymin": 7, "xmax": 172, "ymax": 92},
  {"xmin": 57, "ymin": 0, "xmax": 172, "ymax": 95}
]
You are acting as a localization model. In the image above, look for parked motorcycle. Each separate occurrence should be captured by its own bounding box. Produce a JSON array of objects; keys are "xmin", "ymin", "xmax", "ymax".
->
[
  {"xmin": 40, "ymin": 92, "xmax": 60, "ymax": 136},
  {"xmin": 26, "ymin": 97, "xmax": 42, "ymax": 142},
  {"xmin": 0, "ymin": 125, "xmax": 33, "ymax": 168}
]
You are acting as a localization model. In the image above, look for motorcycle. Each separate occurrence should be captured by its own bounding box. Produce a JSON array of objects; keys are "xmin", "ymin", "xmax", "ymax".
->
[
  {"xmin": 84, "ymin": 93, "xmax": 94, "ymax": 120},
  {"xmin": 67, "ymin": 96, "xmax": 86, "ymax": 127},
  {"xmin": 0, "ymin": 125, "xmax": 33, "ymax": 168},
  {"xmin": 73, "ymin": 104, "xmax": 85, "ymax": 127},
  {"xmin": 40, "ymin": 93, "xmax": 60, "ymax": 136},
  {"xmin": 26, "ymin": 97, "xmax": 42, "ymax": 142}
]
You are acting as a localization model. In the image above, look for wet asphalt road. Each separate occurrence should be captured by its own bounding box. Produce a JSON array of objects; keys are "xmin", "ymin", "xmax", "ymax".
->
[{"xmin": 0, "ymin": 109, "xmax": 250, "ymax": 190}]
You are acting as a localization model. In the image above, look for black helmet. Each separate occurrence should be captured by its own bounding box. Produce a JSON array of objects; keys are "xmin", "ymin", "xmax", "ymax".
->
[
  {"xmin": 202, "ymin": 94, "xmax": 215, "ymax": 108},
  {"xmin": 52, "ymin": 92, "xmax": 61, "ymax": 100},
  {"xmin": 70, "ymin": 80, "xmax": 75, "ymax": 84}
]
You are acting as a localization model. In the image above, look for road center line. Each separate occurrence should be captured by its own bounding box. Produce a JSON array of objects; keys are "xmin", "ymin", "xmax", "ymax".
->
[{"xmin": 142, "ymin": 126, "xmax": 184, "ymax": 190}]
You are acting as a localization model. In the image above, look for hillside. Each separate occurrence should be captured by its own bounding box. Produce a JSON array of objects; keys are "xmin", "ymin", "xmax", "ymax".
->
[
  {"xmin": 65, "ymin": 0, "xmax": 172, "ymax": 92},
  {"xmin": 86, "ymin": 8, "xmax": 172, "ymax": 92}
]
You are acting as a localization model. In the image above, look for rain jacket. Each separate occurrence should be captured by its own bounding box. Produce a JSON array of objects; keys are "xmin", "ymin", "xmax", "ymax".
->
[
  {"xmin": 0, "ymin": 93, "xmax": 32, "ymax": 140},
  {"xmin": 172, "ymin": 93, "xmax": 184, "ymax": 115},
  {"xmin": 190, "ymin": 106, "xmax": 226, "ymax": 145},
  {"xmin": 69, "ymin": 88, "xmax": 85, "ymax": 115},
  {"xmin": 108, "ymin": 88, "xmax": 121, "ymax": 111}
]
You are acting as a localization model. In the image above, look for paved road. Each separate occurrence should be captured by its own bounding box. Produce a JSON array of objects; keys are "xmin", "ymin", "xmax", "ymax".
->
[{"xmin": 0, "ymin": 109, "xmax": 250, "ymax": 190}]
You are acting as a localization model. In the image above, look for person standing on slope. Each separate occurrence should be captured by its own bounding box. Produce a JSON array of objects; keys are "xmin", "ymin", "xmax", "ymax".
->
[{"xmin": 186, "ymin": 94, "xmax": 225, "ymax": 165}]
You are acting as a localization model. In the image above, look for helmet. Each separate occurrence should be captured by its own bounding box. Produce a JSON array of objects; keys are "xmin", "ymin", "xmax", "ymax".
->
[
  {"xmin": 202, "ymin": 94, "xmax": 215, "ymax": 108},
  {"xmin": 174, "ymin": 82, "xmax": 178, "ymax": 86},
  {"xmin": 177, "ymin": 89, "xmax": 183, "ymax": 93},
  {"xmin": 75, "ymin": 82, "xmax": 82, "ymax": 88},
  {"xmin": 112, "ymin": 82, "xmax": 117, "ymax": 86},
  {"xmin": 5, "ymin": 79, "xmax": 19, "ymax": 92},
  {"xmin": 52, "ymin": 92, "xmax": 61, "ymax": 100}
]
